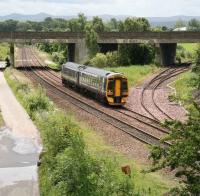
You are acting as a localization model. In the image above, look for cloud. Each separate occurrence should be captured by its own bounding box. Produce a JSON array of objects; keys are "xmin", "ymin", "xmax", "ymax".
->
[{"xmin": 0, "ymin": 0, "xmax": 199, "ymax": 17}]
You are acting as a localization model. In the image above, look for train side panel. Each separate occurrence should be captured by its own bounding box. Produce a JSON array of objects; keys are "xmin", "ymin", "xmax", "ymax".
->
[{"xmin": 79, "ymin": 72, "xmax": 106, "ymax": 99}]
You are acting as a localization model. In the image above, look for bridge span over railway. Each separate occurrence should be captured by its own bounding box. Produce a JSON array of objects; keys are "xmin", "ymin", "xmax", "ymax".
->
[{"xmin": 1, "ymin": 31, "xmax": 200, "ymax": 66}]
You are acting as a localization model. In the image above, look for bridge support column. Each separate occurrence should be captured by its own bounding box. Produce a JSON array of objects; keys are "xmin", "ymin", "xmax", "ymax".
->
[
  {"xmin": 155, "ymin": 43, "xmax": 177, "ymax": 66},
  {"xmin": 10, "ymin": 43, "xmax": 15, "ymax": 67},
  {"xmin": 68, "ymin": 40, "xmax": 88, "ymax": 63}
]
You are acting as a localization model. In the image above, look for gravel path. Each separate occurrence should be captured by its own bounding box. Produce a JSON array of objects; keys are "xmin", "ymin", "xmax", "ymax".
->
[{"xmin": 0, "ymin": 71, "xmax": 40, "ymax": 196}]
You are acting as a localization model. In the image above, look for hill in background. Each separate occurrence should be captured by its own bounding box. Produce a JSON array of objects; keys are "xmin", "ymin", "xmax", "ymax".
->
[{"xmin": 0, "ymin": 13, "xmax": 200, "ymax": 27}]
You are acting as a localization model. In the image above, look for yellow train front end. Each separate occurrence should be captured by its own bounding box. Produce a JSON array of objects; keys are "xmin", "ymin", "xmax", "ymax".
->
[{"xmin": 106, "ymin": 74, "xmax": 129, "ymax": 106}]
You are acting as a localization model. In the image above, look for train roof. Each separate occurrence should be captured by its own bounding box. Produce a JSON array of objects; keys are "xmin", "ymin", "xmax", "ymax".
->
[
  {"xmin": 62, "ymin": 62, "xmax": 80, "ymax": 71},
  {"xmin": 62, "ymin": 62, "xmax": 122, "ymax": 77}
]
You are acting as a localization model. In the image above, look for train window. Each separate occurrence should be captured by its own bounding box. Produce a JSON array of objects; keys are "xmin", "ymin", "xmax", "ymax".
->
[
  {"xmin": 121, "ymin": 79, "xmax": 128, "ymax": 91},
  {"xmin": 108, "ymin": 79, "xmax": 114, "ymax": 91}
]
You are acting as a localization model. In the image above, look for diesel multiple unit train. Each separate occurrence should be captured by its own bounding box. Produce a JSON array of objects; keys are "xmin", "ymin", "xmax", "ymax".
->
[{"xmin": 61, "ymin": 62, "xmax": 129, "ymax": 106}]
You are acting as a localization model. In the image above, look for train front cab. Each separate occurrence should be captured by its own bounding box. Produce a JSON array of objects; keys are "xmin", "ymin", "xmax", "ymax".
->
[{"xmin": 106, "ymin": 75, "xmax": 128, "ymax": 105}]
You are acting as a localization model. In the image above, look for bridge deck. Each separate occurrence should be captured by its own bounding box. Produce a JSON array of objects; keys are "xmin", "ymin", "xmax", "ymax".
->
[{"xmin": 0, "ymin": 32, "xmax": 200, "ymax": 43}]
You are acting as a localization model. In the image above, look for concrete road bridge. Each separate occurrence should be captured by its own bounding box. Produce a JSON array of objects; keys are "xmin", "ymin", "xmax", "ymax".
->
[{"xmin": 1, "ymin": 31, "xmax": 200, "ymax": 66}]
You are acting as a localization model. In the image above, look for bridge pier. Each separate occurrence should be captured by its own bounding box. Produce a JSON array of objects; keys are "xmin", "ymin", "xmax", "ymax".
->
[
  {"xmin": 155, "ymin": 43, "xmax": 177, "ymax": 66},
  {"xmin": 10, "ymin": 43, "xmax": 15, "ymax": 67},
  {"xmin": 68, "ymin": 40, "xmax": 88, "ymax": 63}
]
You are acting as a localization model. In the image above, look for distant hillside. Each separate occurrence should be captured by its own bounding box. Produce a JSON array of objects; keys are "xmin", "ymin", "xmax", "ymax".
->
[
  {"xmin": 0, "ymin": 13, "xmax": 200, "ymax": 27},
  {"xmin": 0, "ymin": 13, "xmax": 52, "ymax": 22}
]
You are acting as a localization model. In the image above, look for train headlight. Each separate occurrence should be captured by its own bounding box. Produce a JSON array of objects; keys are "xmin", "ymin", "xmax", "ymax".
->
[{"xmin": 107, "ymin": 97, "xmax": 114, "ymax": 103}]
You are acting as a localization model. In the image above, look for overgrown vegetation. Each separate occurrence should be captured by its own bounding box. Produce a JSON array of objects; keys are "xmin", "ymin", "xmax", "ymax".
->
[
  {"xmin": 4, "ymin": 68, "xmax": 172, "ymax": 195},
  {"xmin": 176, "ymin": 45, "xmax": 194, "ymax": 63},
  {"xmin": 0, "ymin": 43, "xmax": 9, "ymax": 61},
  {"xmin": 150, "ymin": 44, "xmax": 200, "ymax": 195},
  {"xmin": 36, "ymin": 43, "xmax": 67, "ymax": 69},
  {"xmin": 89, "ymin": 52, "xmax": 119, "ymax": 67},
  {"xmin": 170, "ymin": 71, "xmax": 198, "ymax": 108},
  {"xmin": 150, "ymin": 104, "xmax": 200, "ymax": 195}
]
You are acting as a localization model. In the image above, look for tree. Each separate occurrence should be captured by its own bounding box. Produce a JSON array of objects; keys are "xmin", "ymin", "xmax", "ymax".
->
[
  {"xmin": 118, "ymin": 17, "xmax": 153, "ymax": 65},
  {"xmin": 16, "ymin": 22, "xmax": 32, "ymax": 31},
  {"xmin": 188, "ymin": 18, "xmax": 200, "ymax": 31},
  {"xmin": 107, "ymin": 18, "xmax": 119, "ymax": 31},
  {"xmin": 150, "ymin": 104, "xmax": 200, "ymax": 195},
  {"xmin": 120, "ymin": 17, "xmax": 150, "ymax": 32},
  {"xmin": 85, "ymin": 24, "xmax": 100, "ymax": 57},
  {"xmin": 77, "ymin": 13, "xmax": 87, "ymax": 32},
  {"xmin": 175, "ymin": 19, "xmax": 186, "ymax": 28},
  {"xmin": 92, "ymin": 16, "xmax": 105, "ymax": 32}
]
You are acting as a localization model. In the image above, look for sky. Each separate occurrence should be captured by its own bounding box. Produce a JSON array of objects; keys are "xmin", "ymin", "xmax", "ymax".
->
[{"xmin": 0, "ymin": 0, "xmax": 199, "ymax": 17}]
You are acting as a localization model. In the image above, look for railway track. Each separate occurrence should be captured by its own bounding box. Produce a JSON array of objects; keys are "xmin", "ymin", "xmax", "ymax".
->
[
  {"xmin": 141, "ymin": 66, "xmax": 190, "ymax": 121},
  {"xmin": 18, "ymin": 47, "xmax": 170, "ymax": 146},
  {"xmin": 27, "ymin": 47, "xmax": 170, "ymax": 134},
  {"xmin": 29, "ymin": 47, "xmax": 171, "ymax": 134}
]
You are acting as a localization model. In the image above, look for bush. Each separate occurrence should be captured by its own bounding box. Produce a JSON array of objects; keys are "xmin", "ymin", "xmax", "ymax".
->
[
  {"xmin": 39, "ymin": 114, "xmax": 136, "ymax": 196},
  {"xmin": 24, "ymin": 87, "xmax": 52, "ymax": 119},
  {"xmin": 52, "ymin": 52, "xmax": 65, "ymax": 65},
  {"xmin": 150, "ymin": 104, "xmax": 200, "ymax": 195},
  {"xmin": 118, "ymin": 44, "xmax": 155, "ymax": 65},
  {"xmin": 106, "ymin": 51, "xmax": 119, "ymax": 67},
  {"xmin": 90, "ymin": 52, "xmax": 119, "ymax": 68}
]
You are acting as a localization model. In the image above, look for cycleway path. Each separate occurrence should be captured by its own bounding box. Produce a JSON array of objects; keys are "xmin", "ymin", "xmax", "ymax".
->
[{"xmin": 0, "ymin": 71, "xmax": 41, "ymax": 196}]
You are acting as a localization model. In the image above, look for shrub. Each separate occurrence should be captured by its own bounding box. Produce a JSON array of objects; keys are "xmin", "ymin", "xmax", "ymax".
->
[
  {"xmin": 52, "ymin": 52, "xmax": 65, "ymax": 65},
  {"xmin": 40, "ymin": 125, "xmax": 136, "ymax": 196},
  {"xmin": 150, "ymin": 104, "xmax": 200, "ymax": 195},
  {"xmin": 90, "ymin": 53, "xmax": 108, "ymax": 68},
  {"xmin": 90, "ymin": 52, "xmax": 119, "ymax": 68},
  {"xmin": 106, "ymin": 51, "xmax": 119, "ymax": 67},
  {"xmin": 118, "ymin": 44, "xmax": 155, "ymax": 65},
  {"xmin": 24, "ymin": 87, "xmax": 52, "ymax": 118}
]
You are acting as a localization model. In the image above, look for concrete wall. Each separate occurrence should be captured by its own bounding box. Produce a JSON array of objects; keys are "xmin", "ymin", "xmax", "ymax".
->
[
  {"xmin": 68, "ymin": 40, "xmax": 88, "ymax": 63},
  {"xmin": 155, "ymin": 43, "xmax": 177, "ymax": 66},
  {"xmin": 10, "ymin": 43, "xmax": 15, "ymax": 67},
  {"xmin": 1, "ymin": 32, "xmax": 200, "ymax": 44}
]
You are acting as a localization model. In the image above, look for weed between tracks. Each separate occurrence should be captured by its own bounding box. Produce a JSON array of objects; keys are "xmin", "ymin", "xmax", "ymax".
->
[{"xmin": 4, "ymin": 67, "xmax": 174, "ymax": 196}]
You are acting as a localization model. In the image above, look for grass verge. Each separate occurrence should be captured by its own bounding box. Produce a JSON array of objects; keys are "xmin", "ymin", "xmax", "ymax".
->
[
  {"xmin": 4, "ymin": 67, "xmax": 174, "ymax": 195},
  {"xmin": 169, "ymin": 70, "xmax": 198, "ymax": 109},
  {"xmin": 106, "ymin": 64, "xmax": 159, "ymax": 87},
  {"xmin": 178, "ymin": 43, "xmax": 198, "ymax": 53},
  {"xmin": 0, "ymin": 43, "xmax": 9, "ymax": 61}
]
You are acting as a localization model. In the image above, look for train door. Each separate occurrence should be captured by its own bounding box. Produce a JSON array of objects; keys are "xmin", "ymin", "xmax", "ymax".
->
[{"xmin": 115, "ymin": 79, "xmax": 121, "ymax": 97}]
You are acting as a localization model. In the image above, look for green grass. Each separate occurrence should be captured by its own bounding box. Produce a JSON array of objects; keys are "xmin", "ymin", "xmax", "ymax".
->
[
  {"xmin": 0, "ymin": 43, "xmax": 9, "ymax": 61},
  {"xmin": 82, "ymin": 124, "xmax": 175, "ymax": 195},
  {"xmin": 106, "ymin": 64, "xmax": 159, "ymax": 87},
  {"xmin": 178, "ymin": 43, "xmax": 198, "ymax": 53},
  {"xmin": 170, "ymin": 70, "xmax": 198, "ymax": 108},
  {"xmin": 4, "ymin": 67, "xmax": 175, "ymax": 195}
]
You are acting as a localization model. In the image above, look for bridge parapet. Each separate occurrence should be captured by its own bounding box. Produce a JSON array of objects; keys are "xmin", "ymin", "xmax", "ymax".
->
[{"xmin": 0, "ymin": 31, "xmax": 200, "ymax": 43}]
